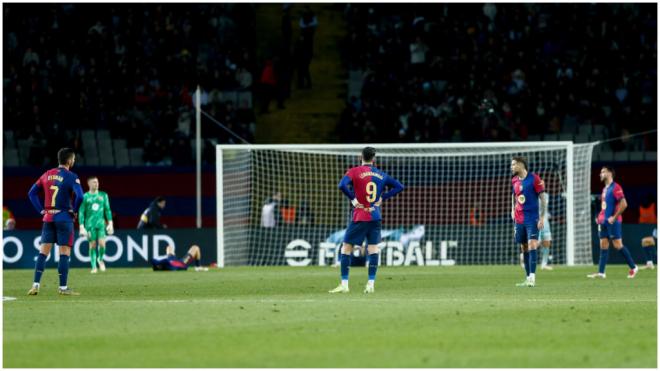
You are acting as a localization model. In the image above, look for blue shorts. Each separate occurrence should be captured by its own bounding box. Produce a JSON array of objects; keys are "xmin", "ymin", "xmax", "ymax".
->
[
  {"xmin": 598, "ymin": 222, "xmax": 622, "ymax": 240},
  {"xmin": 343, "ymin": 221, "xmax": 382, "ymax": 246},
  {"xmin": 41, "ymin": 222, "xmax": 74, "ymax": 246},
  {"xmin": 515, "ymin": 222, "xmax": 539, "ymax": 244}
]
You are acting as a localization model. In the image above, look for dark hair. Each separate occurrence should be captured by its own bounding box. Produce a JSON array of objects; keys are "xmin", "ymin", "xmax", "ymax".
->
[
  {"xmin": 362, "ymin": 147, "xmax": 376, "ymax": 162},
  {"xmin": 512, "ymin": 156, "xmax": 528, "ymax": 171},
  {"xmin": 602, "ymin": 165, "xmax": 615, "ymax": 178},
  {"xmin": 87, "ymin": 176, "xmax": 98, "ymax": 181},
  {"xmin": 57, "ymin": 148, "xmax": 75, "ymax": 165},
  {"xmin": 155, "ymin": 196, "xmax": 165, "ymax": 203}
]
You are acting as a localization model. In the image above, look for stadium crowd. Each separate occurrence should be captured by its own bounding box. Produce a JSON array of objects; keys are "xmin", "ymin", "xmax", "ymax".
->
[
  {"xmin": 3, "ymin": 4, "xmax": 656, "ymax": 167},
  {"xmin": 337, "ymin": 3, "xmax": 656, "ymax": 150},
  {"xmin": 4, "ymin": 3, "xmax": 257, "ymax": 166}
]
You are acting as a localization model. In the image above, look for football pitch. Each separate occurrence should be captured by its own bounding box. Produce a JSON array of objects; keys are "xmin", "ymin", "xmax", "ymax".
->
[{"xmin": 3, "ymin": 265, "xmax": 657, "ymax": 368}]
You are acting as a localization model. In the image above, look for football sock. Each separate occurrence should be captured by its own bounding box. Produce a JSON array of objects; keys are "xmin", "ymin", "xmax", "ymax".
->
[
  {"xmin": 598, "ymin": 249, "xmax": 609, "ymax": 274},
  {"xmin": 340, "ymin": 253, "xmax": 350, "ymax": 285},
  {"xmin": 33, "ymin": 253, "xmax": 47, "ymax": 285},
  {"xmin": 98, "ymin": 245, "xmax": 105, "ymax": 261},
  {"xmin": 541, "ymin": 247, "xmax": 549, "ymax": 265},
  {"xmin": 58, "ymin": 255, "xmax": 70, "ymax": 288},
  {"xmin": 523, "ymin": 251, "xmax": 530, "ymax": 277},
  {"xmin": 529, "ymin": 249, "xmax": 538, "ymax": 274},
  {"xmin": 367, "ymin": 253, "xmax": 378, "ymax": 283},
  {"xmin": 618, "ymin": 246, "xmax": 636, "ymax": 269},
  {"xmin": 90, "ymin": 248, "xmax": 97, "ymax": 269}
]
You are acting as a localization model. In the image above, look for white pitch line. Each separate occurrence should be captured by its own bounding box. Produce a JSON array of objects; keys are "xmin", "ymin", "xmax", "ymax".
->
[{"xmin": 6, "ymin": 298, "xmax": 655, "ymax": 304}]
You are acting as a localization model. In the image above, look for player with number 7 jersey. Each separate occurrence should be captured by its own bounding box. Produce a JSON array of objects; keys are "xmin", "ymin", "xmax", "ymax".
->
[
  {"xmin": 330, "ymin": 147, "xmax": 404, "ymax": 294},
  {"xmin": 27, "ymin": 148, "xmax": 84, "ymax": 296}
]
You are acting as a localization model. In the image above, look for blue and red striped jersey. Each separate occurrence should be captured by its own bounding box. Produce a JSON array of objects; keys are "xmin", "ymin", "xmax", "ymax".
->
[
  {"xmin": 511, "ymin": 172, "xmax": 545, "ymax": 224},
  {"xmin": 597, "ymin": 182, "xmax": 625, "ymax": 224},
  {"xmin": 338, "ymin": 164, "xmax": 404, "ymax": 222},
  {"xmin": 28, "ymin": 166, "xmax": 84, "ymax": 222}
]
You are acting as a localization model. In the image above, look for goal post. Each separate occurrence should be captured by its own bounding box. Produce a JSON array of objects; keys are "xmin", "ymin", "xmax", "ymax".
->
[{"xmin": 216, "ymin": 142, "xmax": 596, "ymax": 268}]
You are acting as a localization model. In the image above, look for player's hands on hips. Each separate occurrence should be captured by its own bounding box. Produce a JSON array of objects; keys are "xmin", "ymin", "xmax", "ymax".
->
[
  {"xmin": 351, "ymin": 198, "xmax": 364, "ymax": 209},
  {"xmin": 607, "ymin": 216, "xmax": 615, "ymax": 224},
  {"xmin": 374, "ymin": 197, "xmax": 382, "ymax": 208},
  {"xmin": 40, "ymin": 210, "xmax": 46, "ymax": 216},
  {"xmin": 79, "ymin": 225, "xmax": 87, "ymax": 237},
  {"xmin": 106, "ymin": 221, "xmax": 114, "ymax": 235},
  {"xmin": 537, "ymin": 219, "xmax": 544, "ymax": 230}
]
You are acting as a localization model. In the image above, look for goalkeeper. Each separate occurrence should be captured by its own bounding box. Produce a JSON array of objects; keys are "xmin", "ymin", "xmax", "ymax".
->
[{"xmin": 78, "ymin": 176, "xmax": 114, "ymax": 273}]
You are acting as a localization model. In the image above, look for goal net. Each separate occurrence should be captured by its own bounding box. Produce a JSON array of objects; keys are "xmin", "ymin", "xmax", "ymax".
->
[{"xmin": 216, "ymin": 143, "xmax": 595, "ymax": 267}]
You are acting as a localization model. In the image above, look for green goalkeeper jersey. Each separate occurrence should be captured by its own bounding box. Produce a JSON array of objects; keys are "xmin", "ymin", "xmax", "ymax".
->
[{"xmin": 79, "ymin": 191, "xmax": 113, "ymax": 229}]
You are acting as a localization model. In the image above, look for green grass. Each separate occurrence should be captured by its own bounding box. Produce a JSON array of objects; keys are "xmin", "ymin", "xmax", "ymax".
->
[{"xmin": 3, "ymin": 265, "xmax": 657, "ymax": 368}]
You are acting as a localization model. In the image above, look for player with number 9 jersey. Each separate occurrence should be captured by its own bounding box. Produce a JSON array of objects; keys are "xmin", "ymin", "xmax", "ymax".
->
[{"xmin": 330, "ymin": 147, "xmax": 404, "ymax": 295}]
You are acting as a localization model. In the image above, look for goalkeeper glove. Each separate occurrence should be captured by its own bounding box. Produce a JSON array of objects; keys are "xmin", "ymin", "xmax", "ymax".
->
[
  {"xmin": 79, "ymin": 225, "xmax": 87, "ymax": 237},
  {"xmin": 106, "ymin": 221, "xmax": 114, "ymax": 235}
]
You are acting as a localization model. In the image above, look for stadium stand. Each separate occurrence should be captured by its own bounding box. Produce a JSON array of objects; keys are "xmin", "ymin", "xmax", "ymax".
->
[
  {"xmin": 4, "ymin": 3, "xmax": 256, "ymax": 167},
  {"xmin": 338, "ymin": 3, "xmax": 656, "ymax": 160}
]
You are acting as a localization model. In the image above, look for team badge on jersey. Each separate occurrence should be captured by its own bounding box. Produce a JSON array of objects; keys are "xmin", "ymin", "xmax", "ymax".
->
[
  {"xmin": 517, "ymin": 195, "xmax": 526, "ymax": 204},
  {"xmin": 92, "ymin": 203, "xmax": 100, "ymax": 211},
  {"xmin": 601, "ymin": 201, "xmax": 607, "ymax": 210}
]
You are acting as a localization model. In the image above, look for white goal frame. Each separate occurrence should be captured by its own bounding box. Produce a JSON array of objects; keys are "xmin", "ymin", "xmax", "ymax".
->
[{"xmin": 216, "ymin": 142, "xmax": 587, "ymax": 268}]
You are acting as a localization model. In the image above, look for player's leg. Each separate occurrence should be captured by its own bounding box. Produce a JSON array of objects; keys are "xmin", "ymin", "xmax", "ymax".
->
[
  {"xmin": 514, "ymin": 223, "xmax": 530, "ymax": 286},
  {"xmin": 89, "ymin": 238, "xmax": 98, "ymax": 273},
  {"xmin": 29, "ymin": 223, "xmax": 56, "ymax": 295},
  {"xmin": 516, "ymin": 243, "xmax": 530, "ymax": 287},
  {"xmin": 540, "ymin": 240, "xmax": 552, "ymax": 270},
  {"xmin": 539, "ymin": 222, "xmax": 553, "ymax": 270},
  {"xmin": 97, "ymin": 228, "xmax": 107, "ymax": 272},
  {"xmin": 184, "ymin": 245, "xmax": 208, "ymax": 271},
  {"xmin": 329, "ymin": 243, "xmax": 353, "ymax": 293},
  {"xmin": 56, "ymin": 222, "xmax": 79, "ymax": 295},
  {"xmin": 330, "ymin": 222, "xmax": 364, "ymax": 293},
  {"xmin": 611, "ymin": 237, "xmax": 638, "ymax": 278},
  {"xmin": 588, "ymin": 236, "xmax": 610, "ymax": 278},
  {"xmin": 364, "ymin": 221, "xmax": 382, "ymax": 293},
  {"xmin": 526, "ymin": 238, "xmax": 539, "ymax": 286},
  {"xmin": 641, "ymin": 236, "xmax": 656, "ymax": 269}
]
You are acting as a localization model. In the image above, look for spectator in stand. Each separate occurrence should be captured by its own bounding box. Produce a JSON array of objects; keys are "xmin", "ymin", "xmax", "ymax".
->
[{"xmin": 259, "ymin": 59, "xmax": 277, "ymax": 113}]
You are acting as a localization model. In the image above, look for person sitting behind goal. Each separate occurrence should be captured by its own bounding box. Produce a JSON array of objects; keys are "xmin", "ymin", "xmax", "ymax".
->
[{"xmin": 151, "ymin": 244, "xmax": 208, "ymax": 271}]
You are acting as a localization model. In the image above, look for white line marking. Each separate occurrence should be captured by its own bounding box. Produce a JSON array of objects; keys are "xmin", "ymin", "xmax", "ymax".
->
[{"xmin": 9, "ymin": 298, "xmax": 655, "ymax": 304}]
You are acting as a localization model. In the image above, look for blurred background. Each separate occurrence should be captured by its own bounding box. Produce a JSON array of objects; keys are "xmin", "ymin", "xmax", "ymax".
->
[{"xmin": 3, "ymin": 3, "xmax": 656, "ymax": 231}]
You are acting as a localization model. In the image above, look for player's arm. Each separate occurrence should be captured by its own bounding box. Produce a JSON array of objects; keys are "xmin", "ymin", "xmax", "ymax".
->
[
  {"xmin": 78, "ymin": 194, "xmax": 88, "ymax": 237},
  {"xmin": 380, "ymin": 175, "xmax": 404, "ymax": 201},
  {"xmin": 72, "ymin": 179, "xmax": 84, "ymax": 213},
  {"xmin": 338, "ymin": 175, "xmax": 363, "ymax": 208},
  {"xmin": 533, "ymin": 174, "xmax": 546, "ymax": 228},
  {"xmin": 27, "ymin": 179, "xmax": 44, "ymax": 215},
  {"xmin": 538, "ymin": 192, "xmax": 548, "ymax": 229},
  {"xmin": 511, "ymin": 194, "xmax": 515, "ymax": 221},
  {"xmin": 610, "ymin": 195, "xmax": 627, "ymax": 223},
  {"xmin": 104, "ymin": 193, "xmax": 114, "ymax": 234},
  {"xmin": 539, "ymin": 192, "xmax": 548, "ymax": 219}
]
